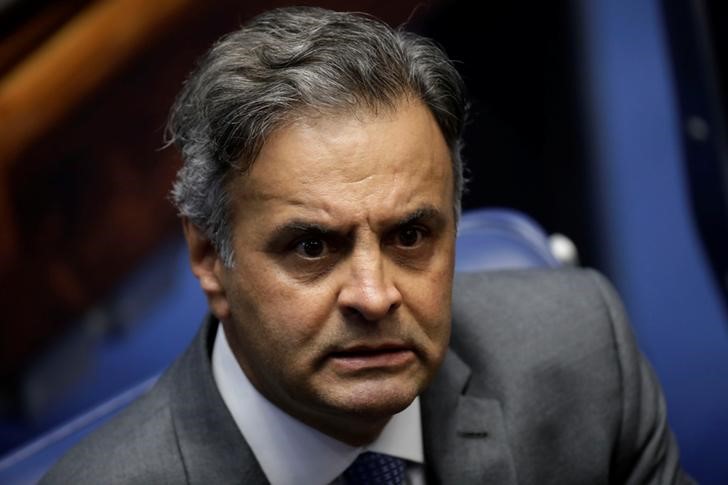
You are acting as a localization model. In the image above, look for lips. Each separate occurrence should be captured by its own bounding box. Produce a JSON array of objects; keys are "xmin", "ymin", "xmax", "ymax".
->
[{"xmin": 328, "ymin": 343, "xmax": 415, "ymax": 371}]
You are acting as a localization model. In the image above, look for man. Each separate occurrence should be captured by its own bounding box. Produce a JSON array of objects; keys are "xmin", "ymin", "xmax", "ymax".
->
[{"xmin": 42, "ymin": 6, "xmax": 692, "ymax": 484}]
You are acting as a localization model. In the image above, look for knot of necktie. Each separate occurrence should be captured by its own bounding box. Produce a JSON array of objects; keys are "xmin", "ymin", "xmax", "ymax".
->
[{"xmin": 343, "ymin": 451, "xmax": 406, "ymax": 484}]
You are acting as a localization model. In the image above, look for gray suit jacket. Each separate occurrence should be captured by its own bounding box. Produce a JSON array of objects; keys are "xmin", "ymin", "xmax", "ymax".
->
[{"xmin": 41, "ymin": 269, "xmax": 694, "ymax": 484}]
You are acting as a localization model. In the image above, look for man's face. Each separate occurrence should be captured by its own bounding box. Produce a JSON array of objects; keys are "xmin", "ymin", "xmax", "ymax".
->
[{"xmin": 197, "ymin": 100, "xmax": 455, "ymax": 444}]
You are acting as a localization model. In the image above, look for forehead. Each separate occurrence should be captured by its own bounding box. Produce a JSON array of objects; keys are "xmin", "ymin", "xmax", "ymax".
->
[{"xmin": 229, "ymin": 100, "xmax": 453, "ymax": 227}]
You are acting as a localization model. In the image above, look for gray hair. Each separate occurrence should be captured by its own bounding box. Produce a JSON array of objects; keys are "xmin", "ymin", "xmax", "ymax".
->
[{"xmin": 167, "ymin": 6, "xmax": 468, "ymax": 266}]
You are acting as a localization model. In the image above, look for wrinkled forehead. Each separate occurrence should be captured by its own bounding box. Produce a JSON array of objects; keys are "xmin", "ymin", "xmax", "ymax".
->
[
  {"xmin": 231, "ymin": 92, "xmax": 439, "ymax": 171},
  {"xmin": 225, "ymin": 99, "xmax": 454, "ymax": 225},
  {"xmin": 233, "ymin": 95, "xmax": 449, "ymax": 184}
]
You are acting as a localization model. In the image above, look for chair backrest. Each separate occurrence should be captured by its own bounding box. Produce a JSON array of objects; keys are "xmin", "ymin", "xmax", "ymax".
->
[
  {"xmin": 0, "ymin": 207, "xmax": 558, "ymax": 484},
  {"xmin": 456, "ymin": 208, "xmax": 560, "ymax": 271},
  {"xmin": 577, "ymin": 2, "xmax": 728, "ymax": 482}
]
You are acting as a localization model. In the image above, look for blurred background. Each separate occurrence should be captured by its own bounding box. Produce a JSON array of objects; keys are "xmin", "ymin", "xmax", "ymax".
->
[{"xmin": 0, "ymin": 0, "xmax": 726, "ymax": 483}]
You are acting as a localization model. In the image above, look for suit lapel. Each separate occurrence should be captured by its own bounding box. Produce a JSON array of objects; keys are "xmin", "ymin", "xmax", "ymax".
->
[
  {"xmin": 166, "ymin": 317, "xmax": 269, "ymax": 485},
  {"xmin": 421, "ymin": 350, "xmax": 516, "ymax": 484}
]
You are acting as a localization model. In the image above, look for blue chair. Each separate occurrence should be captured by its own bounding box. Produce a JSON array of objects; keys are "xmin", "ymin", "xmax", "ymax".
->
[
  {"xmin": 456, "ymin": 208, "xmax": 560, "ymax": 271},
  {"xmin": 577, "ymin": 2, "xmax": 728, "ymax": 482},
  {"xmin": 0, "ymin": 208, "xmax": 559, "ymax": 484}
]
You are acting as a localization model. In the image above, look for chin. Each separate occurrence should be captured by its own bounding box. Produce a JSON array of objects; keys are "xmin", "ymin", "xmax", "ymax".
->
[{"xmin": 326, "ymin": 377, "xmax": 421, "ymax": 418}]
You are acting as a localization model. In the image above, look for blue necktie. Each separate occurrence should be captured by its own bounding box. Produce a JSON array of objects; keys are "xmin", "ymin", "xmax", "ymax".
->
[{"xmin": 343, "ymin": 451, "xmax": 407, "ymax": 484}]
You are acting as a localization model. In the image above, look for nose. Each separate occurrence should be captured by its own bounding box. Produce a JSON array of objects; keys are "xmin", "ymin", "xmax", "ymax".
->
[{"xmin": 337, "ymin": 249, "xmax": 402, "ymax": 322}]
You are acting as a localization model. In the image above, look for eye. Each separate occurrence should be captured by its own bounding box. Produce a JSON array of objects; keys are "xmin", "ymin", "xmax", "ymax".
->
[
  {"xmin": 294, "ymin": 238, "xmax": 326, "ymax": 258},
  {"xmin": 396, "ymin": 226, "xmax": 425, "ymax": 248}
]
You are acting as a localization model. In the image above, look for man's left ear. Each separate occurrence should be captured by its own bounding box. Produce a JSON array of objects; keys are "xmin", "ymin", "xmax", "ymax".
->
[{"xmin": 181, "ymin": 218, "xmax": 231, "ymax": 320}]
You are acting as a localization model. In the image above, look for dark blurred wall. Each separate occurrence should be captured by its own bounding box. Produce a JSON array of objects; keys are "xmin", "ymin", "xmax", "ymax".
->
[{"xmin": 414, "ymin": 2, "xmax": 589, "ymax": 257}]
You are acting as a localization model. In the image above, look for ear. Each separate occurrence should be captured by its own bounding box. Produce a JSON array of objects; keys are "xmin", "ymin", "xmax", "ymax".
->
[{"xmin": 182, "ymin": 218, "xmax": 231, "ymax": 320}]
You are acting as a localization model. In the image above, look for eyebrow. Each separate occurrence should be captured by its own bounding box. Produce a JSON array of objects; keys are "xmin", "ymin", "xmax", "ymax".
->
[
  {"xmin": 264, "ymin": 220, "xmax": 338, "ymax": 252},
  {"xmin": 273, "ymin": 221, "xmax": 333, "ymax": 234},
  {"xmin": 395, "ymin": 205, "xmax": 445, "ymax": 228},
  {"xmin": 265, "ymin": 205, "xmax": 447, "ymax": 249}
]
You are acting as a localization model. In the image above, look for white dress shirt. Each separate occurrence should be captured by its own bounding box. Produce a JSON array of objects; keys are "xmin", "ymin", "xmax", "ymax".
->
[{"xmin": 212, "ymin": 324, "xmax": 426, "ymax": 485}]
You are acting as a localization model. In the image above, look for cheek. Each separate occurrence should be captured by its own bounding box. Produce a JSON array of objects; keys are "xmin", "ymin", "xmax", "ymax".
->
[
  {"xmin": 402, "ymin": 258, "xmax": 454, "ymax": 340},
  {"xmin": 230, "ymin": 269, "xmax": 339, "ymax": 348}
]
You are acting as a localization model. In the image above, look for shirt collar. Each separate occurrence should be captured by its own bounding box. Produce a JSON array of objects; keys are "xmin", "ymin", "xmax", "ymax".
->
[{"xmin": 212, "ymin": 323, "xmax": 424, "ymax": 485}]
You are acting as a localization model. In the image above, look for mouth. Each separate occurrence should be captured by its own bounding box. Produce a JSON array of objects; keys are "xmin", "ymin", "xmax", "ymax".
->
[{"xmin": 328, "ymin": 344, "xmax": 416, "ymax": 372}]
